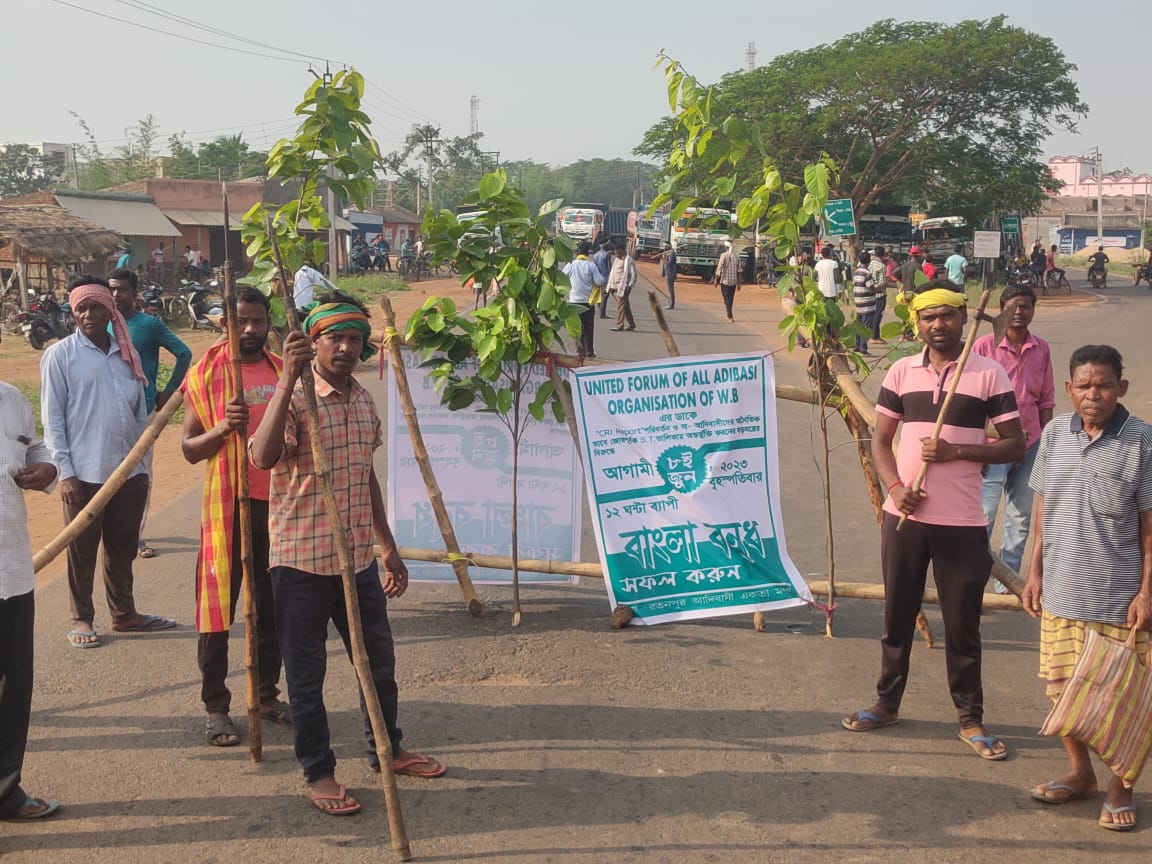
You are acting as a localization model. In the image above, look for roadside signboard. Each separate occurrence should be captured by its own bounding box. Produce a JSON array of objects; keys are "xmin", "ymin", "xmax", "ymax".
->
[
  {"xmin": 570, "ymin": 353, "xmax": 813, "ymax": 625},
  {"xmin": 822, "ymin": 199, "xmax": 856, "ymax": 237},
  {"xmin": 387, "ymin": 350, "xmax": 584, "ymax": 584},
  {"xmin": 972, "ymin": 231, "xmax": 1002, "ymax": 259}
]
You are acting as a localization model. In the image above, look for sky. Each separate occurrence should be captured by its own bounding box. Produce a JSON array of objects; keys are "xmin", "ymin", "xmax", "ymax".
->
[{"xmin": 5, "ymin": 0, "xmax": 1151, "ymax": 176}]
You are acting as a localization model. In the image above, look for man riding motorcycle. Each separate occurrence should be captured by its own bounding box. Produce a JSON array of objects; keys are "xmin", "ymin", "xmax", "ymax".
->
[{"xmin": 1086, "ymin": 245, "xmax": 1109, "ymax": 282}]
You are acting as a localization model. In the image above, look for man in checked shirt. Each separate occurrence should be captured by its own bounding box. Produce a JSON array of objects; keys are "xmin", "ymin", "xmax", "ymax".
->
[{"xmin": 250, "ymin": 294, "xmax": 444, "ymax": 817}]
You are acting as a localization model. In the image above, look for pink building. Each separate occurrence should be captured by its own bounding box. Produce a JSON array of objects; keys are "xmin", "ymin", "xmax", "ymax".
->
[{"xmin": 1049, "ymin": 156, "xmax": 1152, "ymax": 198}]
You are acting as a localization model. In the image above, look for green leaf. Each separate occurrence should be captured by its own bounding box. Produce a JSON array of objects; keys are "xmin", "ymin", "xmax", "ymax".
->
[
  {"xmin": 478, "ymin": 170, "xmax": 506, "ymax": 199},
  {"xmin": 880, "ymin": 320, "xmax": 907, "ymax": 339},
  {"xmin": 541, "ymin": 246, "xmax": 556, "ymax": 269},
  {"xmin": 538, "ymin": 198, "xmax": 563, "ymax": 217}
]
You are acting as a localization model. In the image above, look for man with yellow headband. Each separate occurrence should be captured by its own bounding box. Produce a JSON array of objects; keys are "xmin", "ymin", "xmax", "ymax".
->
[
  {"xmin": 250, "ymin": 294, "xmax": 444, "ymax": 817},
  {"xmin": 843, "ymin": 279, "xmax": 1026, "ymax": 762}
]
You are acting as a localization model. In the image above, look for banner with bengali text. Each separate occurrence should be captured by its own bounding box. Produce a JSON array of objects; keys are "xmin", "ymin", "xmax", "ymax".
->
[
  {"xmin": 387, "ymin": 350, "xmax": 583, "ymax": 584},
  {"xmin": 571, "ymin": 352, "xmax": 811, "ymax": 624}
]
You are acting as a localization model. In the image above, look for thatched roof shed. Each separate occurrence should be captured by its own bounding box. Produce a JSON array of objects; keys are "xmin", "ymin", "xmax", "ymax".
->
[{"xmin": 0, "ymin": 204, "xmax": 123, "ymax": 261}]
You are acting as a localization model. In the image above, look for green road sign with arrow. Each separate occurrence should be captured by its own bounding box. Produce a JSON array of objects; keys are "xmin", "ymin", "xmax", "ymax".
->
[{"xmin": 823, "ymin": 198, "xmax": 856, "ymax": 237}]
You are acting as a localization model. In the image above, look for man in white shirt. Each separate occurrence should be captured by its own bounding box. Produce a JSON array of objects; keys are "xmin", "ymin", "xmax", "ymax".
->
[
  {"xmin": 814, "ymin": 246, "xmax": 841, "ymax": 299},
  {"xmin": 0, "ymin": 382, "xmax": 60, "ymax": 820},
  {"xmin": 607, "ymin": 242, "xmax": 638, "ymax": 332},
  {"xmin": 41, "ymin": 277, "xmax": 175, "ymax": 648},
  {"xmin": 293, "ymin": 262, "xmax": 327, "ymax": 308}
]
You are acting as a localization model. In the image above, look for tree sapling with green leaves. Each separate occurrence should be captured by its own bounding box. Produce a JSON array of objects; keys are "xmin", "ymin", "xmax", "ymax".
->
[{"xmin": 405, "ymin": 169, "xmax": 583, "ymax": 626}]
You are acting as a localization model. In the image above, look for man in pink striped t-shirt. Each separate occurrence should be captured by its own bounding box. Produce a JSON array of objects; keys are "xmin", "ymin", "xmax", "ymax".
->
[{"xmin": 842, "ymin": 281, "xmax": 1026, "ymax": 761}]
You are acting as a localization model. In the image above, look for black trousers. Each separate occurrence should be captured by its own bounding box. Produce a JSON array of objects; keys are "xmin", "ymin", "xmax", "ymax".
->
[
  {"xmin": 666, "ymin": 275, "xmax": 676, "ymax": 307},
  {"xmin": 196, "ymin": 499, "xmax": 281, "ymax": 714},
  {"xmin": 64, "ymin": 473, "xmax": 149, "ymax": 626},
  {"xmin": 720, "ymin": 283, "xmax": 737, "ymax": 318},
  {"xmin": 273, "ymin": 562, "xmax": 402, "ymax": 783},
  {"xmin": 576, "ymin": 304, "xmax": 596, "ymax": 357},
  {"xmin": 876, "ymin": 513, "xmax": 992, "ymax": 727},
  {"xmin": 0, "ymin": 590, "xmax": 34, "ymax": 817}
]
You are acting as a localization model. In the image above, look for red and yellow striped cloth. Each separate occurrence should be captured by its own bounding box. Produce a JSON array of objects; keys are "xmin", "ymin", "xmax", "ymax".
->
[{"xmin": 182, "ymin": 342, "xmax": 282, "ymax": 633}]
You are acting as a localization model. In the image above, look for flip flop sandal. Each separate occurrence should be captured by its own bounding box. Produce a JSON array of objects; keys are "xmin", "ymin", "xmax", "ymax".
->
[
  {"xmin": 138, "ymin": 544, "xmax": 157, "ymax": 559},
  {"xmin": 958, "ymin": 732, "xmax": 1008, "ymax": 761},
  {"xmin": 1031, "ymin": 780, "xmax": 1096, "ymax": 804},
  {"xmin": 4, "ymin": 796, "xmax": 61, "ymax": 820},
  {"xmin": 113, "ymin": 614, "xmax": 176, "ymax": 633},
  {"xmin": 391, "ymin": 753, "xmax": 447, "ymax": 778},
  {"xmin": 260, "ymin": 700, "xmax": 293, "ymax": 726},
  {"xmin": 307, "ymin": 784, "xmax": 360, "ymax": 816},
  {"xmin": 1100, "ymin": 803, "xmax": 1138, "ymax": 832},
  {"xmin": 841, "ymin": 709, "xmax": 899, "ymax": 732},
  {"xmin": 67, "ymin": 628, "xmax": 100, "ymax": 649},
  {"xmin": 206, "ymin": 715, "xmax": 240, "ymax": 747}
]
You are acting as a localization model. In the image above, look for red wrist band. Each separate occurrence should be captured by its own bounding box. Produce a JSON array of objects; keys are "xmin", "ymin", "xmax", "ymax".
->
[{"xmin": 886, "ymin": 479, "xmax": 904, "ymax": 494}]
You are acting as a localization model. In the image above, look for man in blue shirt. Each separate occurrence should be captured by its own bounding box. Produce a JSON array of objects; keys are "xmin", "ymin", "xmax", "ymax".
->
[
  {"xmin": 109, "ymin": 267, "xmax": 192, "ymax": 559},
  {"xmin": 108, "ymin": 268, "xmax": 192, "ymax": 412},
  {"xmin": 944, "ymin": 244, "xmax": 968, "ymax": 290}
]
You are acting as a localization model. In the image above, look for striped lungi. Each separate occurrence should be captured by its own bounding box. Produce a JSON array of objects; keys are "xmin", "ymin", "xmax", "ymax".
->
[{"xmin": 1040, "ymin": 610, "xmax": 1150, "ymax": 702}]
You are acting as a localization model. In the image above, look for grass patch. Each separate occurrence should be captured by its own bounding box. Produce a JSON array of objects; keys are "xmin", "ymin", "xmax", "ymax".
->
[
  {"xmin": 156, "ymin": 362, "xmax": 185, "ymax": 426},
  {"xmin": 334, "ymin": 273, "xmax": 411, "ymax": 306},
  {"xmin": 14, "ymin": 381, "xmax": 42, "ymax": 437}
]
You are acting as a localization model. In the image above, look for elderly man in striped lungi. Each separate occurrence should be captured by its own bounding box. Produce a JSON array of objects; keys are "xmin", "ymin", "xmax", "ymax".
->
[{"xmin": 1023, "ymin": 344, "xmax": 1152, "ymax": 832}]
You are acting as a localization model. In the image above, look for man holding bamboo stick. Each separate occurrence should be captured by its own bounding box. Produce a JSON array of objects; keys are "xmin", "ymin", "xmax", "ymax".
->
[
  {"xmin": 842, "ymin": 282, "xmax": 1025, "ymax": 760},
  {"xmin": 250, "ymin": 295, "xmax": 444, "ymax": 816},
  {"xmin": 181, "ymin": 287, "xmax": 290, "ymax": 747},
  {"xmin": 41, "ymin": 277, "xmax": 176, "ymax": 648}
]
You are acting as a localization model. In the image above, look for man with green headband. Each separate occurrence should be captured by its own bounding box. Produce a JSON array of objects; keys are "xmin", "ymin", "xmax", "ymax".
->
[
  {"xmin": 251, "ymin": 294, "xmax": 444, "ymax": 817},
  {"xmin": 843, "ymin": 279, "xmax": 1026, "ymax": 762}
]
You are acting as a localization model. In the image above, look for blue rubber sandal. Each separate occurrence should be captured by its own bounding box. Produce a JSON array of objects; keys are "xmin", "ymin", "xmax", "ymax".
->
[
  {"xmin": 5, "ymin": 796, "xmax": 60, "ymax": 820},
  {"xmin": 1100, "ymin": 802, "xmax": 1137, "ymax": 832},
  {"xmin": 841, "ymin": 709, "xmax": 899, "ymax": 732},
  {"xmin": 959, "ymin": 732, "xmax": 1008, "ymax": 761}
]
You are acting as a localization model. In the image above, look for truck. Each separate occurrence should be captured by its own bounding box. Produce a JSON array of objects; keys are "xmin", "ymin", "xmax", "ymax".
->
[
  {"xmin": 634, "ymin": 204, "xmax": 666, "ymax": 258},
  {"xmin": 668, "ymin": 207, "xmax": 732, "ymax": 280},
  {"xmin": 604, "ymin": 206, "xmax": 637, "ymax": 250},
  {"xmin": 556, "ymin": 203, "xmax": 607, "ymax": 244}
]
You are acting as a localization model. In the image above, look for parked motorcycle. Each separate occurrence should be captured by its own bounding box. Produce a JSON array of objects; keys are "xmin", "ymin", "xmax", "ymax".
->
[
  {"xmin": 18, "ymin": 292, "xmax": 75, "ymax": 350},
  {"xmin": 178, "ymin": 279, "xmax": 224, "ymax": 331}
]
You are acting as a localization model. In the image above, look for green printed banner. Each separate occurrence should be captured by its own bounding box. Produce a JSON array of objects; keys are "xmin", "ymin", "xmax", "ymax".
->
[{"xmin": 571, "ymin": 353, "xmax": 812, "ymax": 624}]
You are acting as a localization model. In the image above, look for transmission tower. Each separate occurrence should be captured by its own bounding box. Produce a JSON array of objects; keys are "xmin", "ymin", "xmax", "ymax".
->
[
  {"xmin": 470, "ymin": 94, "xmax": 480, "ymax": 136},
  {"xmin": 746, "ymin": 42, "xmax": 757, "ymax": 71}
]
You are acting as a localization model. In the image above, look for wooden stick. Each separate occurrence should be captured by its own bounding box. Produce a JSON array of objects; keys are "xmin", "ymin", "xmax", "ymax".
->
[
  {"xmin": 378, "ymin": 546, "xmax": 1024, "ymax": 611},
  {"xmin": 221, "ymin": 252, "xmax": 262, "ymax": 763},
  {"xmin": 378, "ymin": 295, "xmax": 482, "ymax": 615},
  {"xmin": 897, "ymin": 289, "xmax": 992, "ymax": 530},
  {"xmin": 33, "ymin": 394, "xmax": 182, "ymax": 572},
  {"xmin": 268, "ymin": 220, "xmax": 410, "ymax": 862},
  {"xmin": 646, "ymin": 290, "xmax": 680, "ymax": 357}
]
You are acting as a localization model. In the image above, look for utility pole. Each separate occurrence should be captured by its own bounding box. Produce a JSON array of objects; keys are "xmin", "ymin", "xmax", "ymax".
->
[
  {"xmin": 413, "ymin": 125, "xmax": 441, "ymax": 214},
  {"xmin": 320, "ymin": 65, "xmax": 339, "ymax": 278},
  {"xmin": 1093, "ymin": 146, "xmax": 1104, "ymax": 246}
]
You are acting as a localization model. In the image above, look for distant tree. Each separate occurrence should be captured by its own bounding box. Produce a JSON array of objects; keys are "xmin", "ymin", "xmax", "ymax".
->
[
  {"xmin": 71, "ymin": 113, "xmax": 162, "ymax": 189},
  {"xmin": 164, "ymin": 133, "xmax": 268, "ymax": 180},
  {"xmin": 637, "ymin": 17, "xmax": 1085, "ymax": 238},
  {"xmin": 0, "ymin": 143, "xmax": 60, "ymax": 198}
]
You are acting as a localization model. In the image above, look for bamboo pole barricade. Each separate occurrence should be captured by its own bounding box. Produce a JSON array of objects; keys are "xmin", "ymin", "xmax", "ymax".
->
[
  {"xmin": 379, "ymin": 296, "xmax": 483, "ymax": 616},
  {"xmin": 268, "ymin": 223, "xmax": 410, "ymax": 862},
  {"xmin": 33, "ymin": 394, "xmax": 183, "ymax": 572},
  {"xmin": 378, "ymin": 546, "xmax": 1024, "ymax": 611},
  {"xmin": 219, "ymin": 220, "xmax": 263, "ymax": 762},
  {"xmin": 646, "ymin": 290, "xmax": 681, "ymax": 358}
]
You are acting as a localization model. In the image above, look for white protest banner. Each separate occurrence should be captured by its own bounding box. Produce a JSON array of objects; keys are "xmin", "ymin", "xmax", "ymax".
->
[
  {"xmin": 571, "ymin": 352, "xmax": 812, "ymax": 624},
  {"xmin": 387, "ymin": 349, "xmax": 583, "ymax": 583}
]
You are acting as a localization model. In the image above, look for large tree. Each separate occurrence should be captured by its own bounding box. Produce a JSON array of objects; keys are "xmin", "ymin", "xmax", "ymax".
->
[
  {"xmin": 637, "ymin": 17, "xmax": 1085, "ymax": 229},
  {"xmin": 0, "ymin": 144, "xmax": 60, "ymax": 198}
]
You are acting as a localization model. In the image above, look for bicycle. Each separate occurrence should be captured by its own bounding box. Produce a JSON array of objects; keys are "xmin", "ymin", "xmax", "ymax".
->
[{"xmin": 1043, "ymin": 269, "xmax": 1070, "ymax": 295}]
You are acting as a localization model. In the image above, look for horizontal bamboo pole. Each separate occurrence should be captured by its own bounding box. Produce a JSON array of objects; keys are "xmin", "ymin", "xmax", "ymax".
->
[
  {"xmin": 371, "ymin": 333, "xmax": 820, "ymax": 406},
  {"xmin": 807, "ymin": 580, "xmax": 1023, "ymax": 612},
  {"xmin": 380, "ymin": 546, "xmax": 1024, "ymax": 612},
  {"xmin": 33, "ymin": 393, "xmax": 183, "ymax": 573}
]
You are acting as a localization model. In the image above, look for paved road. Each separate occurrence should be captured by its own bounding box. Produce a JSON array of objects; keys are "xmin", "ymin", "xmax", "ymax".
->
[{"xmin": 5, "ymin": 271, "xmax": 1151, "ymax": 863}]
